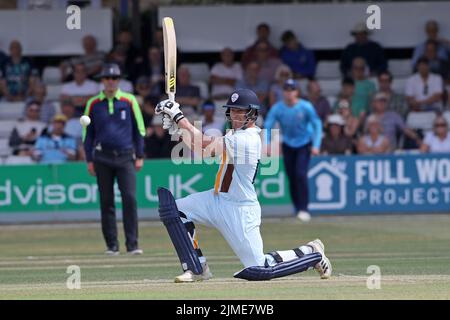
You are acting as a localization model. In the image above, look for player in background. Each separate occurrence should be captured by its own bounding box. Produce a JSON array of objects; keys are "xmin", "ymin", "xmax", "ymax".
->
[
  {"xmin": 264, "ymin": 79, "xmax": 323, "ymax": 222},
  {"xmin": 155, "ymin": 88, "xmax": 331, "ymax": 282}
]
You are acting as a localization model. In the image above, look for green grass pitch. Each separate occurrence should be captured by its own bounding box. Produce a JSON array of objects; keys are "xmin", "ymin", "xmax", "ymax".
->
[{"xmin": 1, "ymin": 214, "xmax": 450, "ymax": 299}]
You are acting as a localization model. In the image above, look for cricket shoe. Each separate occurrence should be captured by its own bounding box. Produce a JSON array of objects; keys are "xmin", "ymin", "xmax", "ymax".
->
[
  {"xmin": 297, "ymin": 210, "xmax": 311, "ymax": 222},
  {"xmin": 127, "ymin": 248, "xmax": 144, "ymax": 255},
  {"xmin": 307, "ymin": 239, "xmax": 332, "ymax": 279},
  {"xmin": 174, "ymin": 263, "xmax": 213, "ymax": 283},
  {"xmin": 105, "ymin": 247, "xmax": 120, "ymax": 256}
]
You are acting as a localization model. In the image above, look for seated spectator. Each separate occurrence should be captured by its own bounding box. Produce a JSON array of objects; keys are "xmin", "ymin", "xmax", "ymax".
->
[
  {"xmin": 411, "ymin": 20, "xmax": 450, "ymax": 68},
  {"xmin": 422, "ymin": 40, "xmax": 449, "ymax": 80},
  {"xmin": 279, "ymin": 30, "xmax": 315, "ymax": 79},
  {"xmin": 420, "ymin": 115, "xmax": 450, "ymax": 153},
  {"xmin": 134, "ymin": 76, "xmax": 152, "ymax": 105},
  {"xmin": 371, "ymin": 92, "xmax": 421, "ymax": 151},
  {"xmin": 32, "ymin": 114, "xmax": 77, "ymax": 164},
  {"xmin": 9, "ymin": 100, "xmax": 46, "ymax": 156},
  {"xmin": 60, "ymin": 63, "xmax": 99, "ymax": 115},
  {"xmin": 350, "ymin": 57, "xmax": 376, "ymax": 119},
  {"xmin": 305, "ymin": 80, "xmax": 331, "ymax": 123},
  {"xmin": 199, "ymin": 100, "xmax": 225, "ymax": 137},
  {"xmin": 142, "ymin": 95, "xmax": 158, "ymax": 129},
  {"xmin": 0, "ymin": 40, "xmax": 33, "ymax": 101},
  {"xmin": 405, "ymin": 57, "xmax": 443, "ymax": 112},
  {"xmin": 176, "ymin": 65, "xmax": 201, "ymax": 119},
  {"xmin": 252, "ymin": 41, "xmax": 282, "ymax": 83},
  {"xmin": 336, "ymin": 99, "xmax": 360, "ymax": 139},
  {"xmin": 241, "ymin": 23, "xmax": 279, "ymax": 68},
  {"xmin": 340, "ymin": 22, "xmax": 387, "ymax": 77},
  {"xmin": 321, "ymin": 114, "xmax": 353, "ymax": 155},
  {"xmin": 269, "ymin": 64, "xmax": 293, "ymax": 106},
  {"xmin": 210, "ymin": 47, "xmax": 243, "ymax": 100},
  {"xmin": 106, "ymin": 44, "xmax": 128, "ymax": 77},
  {"xmin": 334, "ymin": 77, "xmax": 355, "ymax": 110},
  {"xmin": 357, "ymin": 114, "xmax": 390, "ymax": 154},
  {"xmin": 24, "ymin": 81, "xmax": 56, "ymax": 124},
  {"xmin": 152, "ymin": 27, "xmax": 164, "ymax": 52},
  {"xmin": 60, "ymin": 100, "xmax": 82, "ymax": 141},
  {"xmin": 377, "ymin": 71, "xmax": 408, "ymax": 118},
  {"xmin": 114, "ymin": 30, "xmax": 143, "ymax": 80},
  {"xmin": 133, "ymin": 46, "xmax": 165, "ymax": 97},
  {"xmin": 60, "ymin": 35, "xmax": 105, "ymax": 81},
  {"xmin": 235, "ymin": 62, "xmax": 269, "ymax": 110},
  {"xmin": 144, "ymin": 114, "xmax": 176, "ymax": 159}
]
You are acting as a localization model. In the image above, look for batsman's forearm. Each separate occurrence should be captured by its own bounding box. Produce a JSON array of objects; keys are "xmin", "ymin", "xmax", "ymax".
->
[{"xmin": 178, "ymin": 118, "xmax": 216, "ymax": 150}]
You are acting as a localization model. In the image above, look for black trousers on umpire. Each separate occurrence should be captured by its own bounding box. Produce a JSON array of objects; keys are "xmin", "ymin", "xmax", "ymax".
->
[
  {"xmin": 94, "ymin": 150, "xmax": 139, "ymax": 251},
  {"xmin": 282, "ymin": 142, "xmax": 312, "ymax": 213}
]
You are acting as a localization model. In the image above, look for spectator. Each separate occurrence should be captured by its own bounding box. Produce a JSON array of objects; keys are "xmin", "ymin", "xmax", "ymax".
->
[
  {"xmin": 340, "ymin": 22, "xmax": 387, "ymax": 77},
  {"xmin": 9, "ymin": 100, "xmax": 46, "ymax": 156},
  {"xmin": 134, "ymin": 76, "xmax": 152, "ymax": 105},
  {"xmin": 377, "ymin": 71, "xmax": 408, "ymax": 118},
  {"xmin": 411, "ymin": 20, "xmax": 450, "ymax": 68},
  {"xmin": 107, "ymin": 44, "xmax": 128, "ymax": 77},
  {"xmin": 0, "ymin": 40, "xmax": 33, "ymax": 101},
  {"xmin": 210, "ymin": 47, "xmax": 243, "ymax": 100},
  {"xmin": 60, "ymin": 35, "xmax": 105, "ymax": 81},
  {"xmin": 279, "ymin": 30, "xmax": 316, "ymax": 79},
  {"xmin": 133, "ymin": 46, "xmax": 165, "ymax": 97},
  {"xmin": 176, "ymin": 65, "xmax": 201, "ymax": 119},
  {"xmin": 336, "ymin": 99, "xmax": 360, "ymax": 139},
  {"xmin": 60, "ymin": 100, "xmax": 82, "ymax": 141},
  {"xmin": 241, "ymin": 23, "xmax": 279, "ymax": 67},
  {"xmin": 405, "ymin": 57, "xmax": 443, "ymax": 112},
  {"xmin": 420, "ymin": 115, "xmax": 450, "ymax": 153},
  {"xmin": 32, "ymin": 114, "xmax": 77, "ymax": 164},
  {"xmin": 334, "ymin": 77, "xmax": 355, "ymax": 110},
  {"xmin": 252, "ymin": 41, "xmax": 282, "ymax": 83},
  {"xmin": 142, "ymin": 95, "xmax": 158, "ymax": 129},
  {"xmin": 152, "ymin": 27, "xmax": 164, "ymax": 52},
  {"xmin": 235, "ymin": 62, "xmax": 269, "ymax": 110},
  {"xmin": 305, "ymin": 80, "xmax": 331, "ymax": 123},
  {"xmin": 357, "ymin": 114, "xmax": 390, "ymax": 154},
  {"xmin": 115, "ymin": 30, "xmax": 143, "ymax": 79},
  {"xmin": 199, "ymin": 100, "xmax": 225, "ymax": 136},
  {"xmin": 371, "ymin": 92, "xmax": 421, "ymax": 151},
  {"xmin": 24, "ymin": 81, "xmax": 56, "ymax": 123},
  {"xmin": 269, "ymin": 64, "xmax": 293, "ymax": 106},
  {"xmin": 60, "ymin": 63, "xmax": 99, "ymax": 115},
  {"xmin": 350, "ymin": 57, "xmax": 376, "ymax": 119},
  {"xmin": 321, "ymin": 114, "xmax": 353, "ymax": 155},
  {"xmin": 422, "ymin": 40, "xmax": 449, "ymax": 80},
  {"xmin": 144, "ymin": 114, "xmax": 176, "ymax": 159}
]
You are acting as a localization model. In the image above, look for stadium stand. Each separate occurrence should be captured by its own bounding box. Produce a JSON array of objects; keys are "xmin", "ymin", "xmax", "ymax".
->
[
  {"xmin": 315, "ymin": 61, "xmax": 341, "ymax": 79},
  {"xmin": 184, "ymin": 63, "xmax": 210, "ymax": 83},
  {"xmin": 0, "ymin": 102, "xmax": 25, "ymax": 120},
  {"xmin": 42, "ymin": 66, "xmax": 62, "ymax": 85},
  {"xmin": 389, "ymin": 59, "xmax": 413, "ymax": 78},
  {"xmin": 406, "ymin": 111, "xmax": 437, "ymax": 131}
]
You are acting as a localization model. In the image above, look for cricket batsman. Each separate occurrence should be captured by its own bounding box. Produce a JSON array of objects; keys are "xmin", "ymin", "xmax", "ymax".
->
[{"xmin": 155, "ymin": 88, "xmax": 332, "ymax": 282}]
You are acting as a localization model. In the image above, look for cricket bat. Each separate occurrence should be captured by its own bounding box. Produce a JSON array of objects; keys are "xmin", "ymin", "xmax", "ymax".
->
[{"xmin": 162, "ymin": 17, "xmax": 177, "ymax": 103}]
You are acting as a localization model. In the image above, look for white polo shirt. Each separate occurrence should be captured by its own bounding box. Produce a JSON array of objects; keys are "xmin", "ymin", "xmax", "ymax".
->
[{"xmin": 405, "ymin": 73, "xmax": 443, "ymax": 110}]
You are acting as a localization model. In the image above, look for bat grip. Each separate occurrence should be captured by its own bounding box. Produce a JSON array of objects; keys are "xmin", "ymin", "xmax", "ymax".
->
[{"xmin": 168, "ymin": 93, "xmax": 175, "ymax": 102}]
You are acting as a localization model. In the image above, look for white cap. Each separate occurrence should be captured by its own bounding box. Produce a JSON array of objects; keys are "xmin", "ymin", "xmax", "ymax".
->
[{"xmin": 327, "ymin": 114, "xmax": 345, "ymax": 126}]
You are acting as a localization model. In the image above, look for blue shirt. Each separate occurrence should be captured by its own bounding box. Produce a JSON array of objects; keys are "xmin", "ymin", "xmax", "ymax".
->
[
  {"xmin": 83, "ymin": 89, "xmax": 146, "ymax": 162},
  {"xmin": 264, "ymin": 99, "xmax": 322, "ymax": 149},
  {"xmin": 279, "ymin": 45, "xmax": 316, "ymax": 78},
  {"xmin": 35, "ymin": 133, "xmax": 77, "ymax": 164}
]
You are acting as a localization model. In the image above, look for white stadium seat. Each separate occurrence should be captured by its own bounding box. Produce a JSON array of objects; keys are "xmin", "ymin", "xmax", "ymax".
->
[
  {"xmin": 297, "ymin": 79, "xmax": 308, "ymax": 94},
  {"xmin": 315, "ymin": 61, "xmax": 340, "ymax": 79},
  {"xmin": 46, "ymin": 84, "xmax": 63, "ymax": 101},
  {"xmin": 0, "ymin": 102, "xmax": 24, "ymax": 120},
  {"xmin": 391, "ymin": 77, "xmax": 408, "ymax": 94},
  {"xmin": 406, "ymin": 111, "xmax": 436, "ymax": 131},
  {"xmin": 42, "ymin": 66, "xmax": 62, "ymax": 85},
  {"xmin": 192, "ymin": 80, "xmax": 209, "ymax": 100},
  {"xmin": 0, "ymin": 138, "xmax": 11, "ymax": 157},
  {"xmin": 184, "ymin": 63, "xmax": 210, "ymax": 83},
  {"xmin": 389, "ymin": 59, "xmax": 413, "ymax": 78},
  {"xmin": 443, "ymin": 111, "xmax": 450, "ymax": 125},
  {"xmin": 0, "ymin": 120, "xmax": 17, "ymax": 139},
  {"xmin": 317, "ymin": 79, "xmax": 341, "ymax": 97},
  {"xmin": 4, "ymin": 155, "xmax": 35, "ymax": 165}
]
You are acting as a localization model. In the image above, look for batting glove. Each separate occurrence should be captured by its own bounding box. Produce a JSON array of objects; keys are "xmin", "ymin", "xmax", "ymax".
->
[
  {"xmin": 155, "ymin": 99, "xmax": 185, "ymax": 124},
  {"xmin": 162, "ymin": 114, "xmax": 181, "ymax": 135}
]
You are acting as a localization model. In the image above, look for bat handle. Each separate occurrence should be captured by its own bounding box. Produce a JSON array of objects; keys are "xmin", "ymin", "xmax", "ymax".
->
[{"xmin": 168, "ymin": 93, "xmax": 175, "ymax": 103}]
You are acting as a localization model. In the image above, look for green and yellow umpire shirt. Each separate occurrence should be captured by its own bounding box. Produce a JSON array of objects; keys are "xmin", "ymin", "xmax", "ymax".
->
[{"xmin": 82, "ymin": 89, "xmax": 146, "ymax": 162}]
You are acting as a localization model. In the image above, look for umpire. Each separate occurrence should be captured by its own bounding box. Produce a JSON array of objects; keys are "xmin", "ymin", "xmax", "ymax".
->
[{"xmin": 83, "ymin": 63, "xmax": 146, "ymax": 255}]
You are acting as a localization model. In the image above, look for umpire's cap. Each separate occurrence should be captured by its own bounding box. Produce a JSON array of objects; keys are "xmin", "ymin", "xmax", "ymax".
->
[
  {"xmin": 222, "ymin": 89, "xmax": 260, "ymax": 110},
  {"xmin": 97, "ymin": 63, "xmax": 122, "ymax": 79}
]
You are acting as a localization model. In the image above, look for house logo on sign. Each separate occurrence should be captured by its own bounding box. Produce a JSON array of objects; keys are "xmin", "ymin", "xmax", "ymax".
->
[{"xmin": 308, "ymin": 160, "xmax": 348, "ymax": 210}]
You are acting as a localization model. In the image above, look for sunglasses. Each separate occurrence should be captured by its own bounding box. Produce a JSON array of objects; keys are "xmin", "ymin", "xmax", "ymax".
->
[
  {"xmin": 103, "ymin": 76, "xmax": 120, "ymax": 80},
  {"xmin": 434, "ymin": 123, "xmax": 447, "ymax": 127}
]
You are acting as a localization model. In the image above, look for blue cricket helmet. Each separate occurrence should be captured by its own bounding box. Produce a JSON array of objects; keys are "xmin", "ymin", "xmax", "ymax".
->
[{"xmin": 223, "ymin": 88, "xmax": 261, "ymax": 110}]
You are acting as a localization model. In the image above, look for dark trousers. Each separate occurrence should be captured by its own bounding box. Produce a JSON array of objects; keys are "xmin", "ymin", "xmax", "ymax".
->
[
  {"xmin": 282, "ymin": 143, "xmax": 312, "ymax": 213},
  {"xmin": 94, "ymin": 151, "xmax": 139, "ymax": 251}
]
